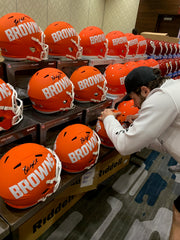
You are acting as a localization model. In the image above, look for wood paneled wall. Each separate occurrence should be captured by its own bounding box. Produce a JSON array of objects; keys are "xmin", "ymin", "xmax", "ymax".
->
[{"xmin": 135, "ymin": 0, "xmax": 180, "ymax": 34}]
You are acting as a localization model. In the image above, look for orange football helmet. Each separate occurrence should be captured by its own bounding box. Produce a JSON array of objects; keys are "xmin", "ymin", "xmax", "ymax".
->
[
  {"xmin": 44, "ymin": 21, "xmax": 82, "ymax": 60},
  {"xmin": 96, "ymin": 109, "xmax": 130, "ymax": 148},
  {"xmin": 106, "ymin": 31, "xmax": 128, "ymax": 58},
  {"xmin": 104, "ymin": 63, "xmax": 130, "ymax": 96},
  {"xmin": 0, "ymin": 143, "xmax": 62, "ymax": 209},
  {"xmin": 95, "ymin": 119, "xmax": 114, "ymax": 148},
  {"xmin": 136, "ymin": 35, "xmax": 147, "ymax": 56},
  {"xmin": 70, "ymin": 66, "xmax": 107, "ymax": 102},
  {"xmin": 117, "ymin": 99, "xmax": 139, "ymax": 123},
  {"xmin": 28, "ymin": 67, "xmax": 74, "ymax": 113},
  {"xmin": 145, "ymin": 58, "xmax": 159, "ymax": 68},
  {"xmin": 0, "ymin": 78, "xmax": 23, "ymax": 131},
  {"xmin": 124, "ymin": 61, "xmax": 138, "ymax": 72},
  {"xmin": 79, "ymin": 26, "xmax": 107, "ymax": 59},
  {"xmin": 54, "ymin": 124, "xmax": 101, "ymax": 173},
  {"xmin": 125, "ymin": 33, "xmax": 138, "ymax": 57},
  {"xmin": 0, "ymin": 12, "xmax": 48, "ymax": 61},
  {"xmin": 135, "ymin": 59, "xmax": 149, "ymax": 68}
]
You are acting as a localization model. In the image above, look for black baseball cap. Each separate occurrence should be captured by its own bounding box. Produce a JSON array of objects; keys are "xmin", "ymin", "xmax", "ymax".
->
[{"xmin": 125, "ymin": 66, "xmax": 157, "ymax": 94}]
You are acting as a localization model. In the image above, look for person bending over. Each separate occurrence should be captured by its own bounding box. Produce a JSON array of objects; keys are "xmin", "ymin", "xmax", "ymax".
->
[{"xmin": 98, "ymin": 66, "xmax": 180, "ymax": 240}]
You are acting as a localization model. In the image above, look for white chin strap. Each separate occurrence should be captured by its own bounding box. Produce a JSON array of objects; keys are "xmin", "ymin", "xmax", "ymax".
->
[
  {"xmin": 0, "ymin": 84, "xmax": 23, "ymax": 131},
  {"xmin": 66, "ymin": 36, "xmax": 83, "ymax": 60},
  {"xmin": 38, "ymin": 148, "xmax": 62, "ymax": 203},
  {"xmin": 59, "ymin": 81, "xmax": 75, "ymax": 111},
  {"xmin": 27, "ymin": 29, "xmax": 49, "ymax": 61}
]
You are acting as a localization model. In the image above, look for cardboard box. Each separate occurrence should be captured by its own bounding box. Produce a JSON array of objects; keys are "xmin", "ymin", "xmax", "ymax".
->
[
  {"xmin": 141, "ymin": 31, "xmax": 179, "ymax": 43},
  {"xmin": 13, "ymin": 193, "xmax": 84, "ymax": 240},
  {"xmin": 96, "ymin": 149, "xmax": 130, "ymax": 184},
  {"xmin": 61, "ymin": 149, "xmax": 130, "ymax": 197}
]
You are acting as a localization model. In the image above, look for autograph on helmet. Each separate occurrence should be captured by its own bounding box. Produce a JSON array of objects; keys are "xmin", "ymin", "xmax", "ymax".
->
[{"xmin": 80, "ymin": 132, "xmax": 90, "ymax": 144}]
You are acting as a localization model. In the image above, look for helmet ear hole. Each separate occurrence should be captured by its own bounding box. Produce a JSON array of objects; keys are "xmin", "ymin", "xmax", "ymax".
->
[
  {"xmin": 0, "ymin": 116, "xmax": 5, "ymax": 122},
  {"xmin": 30, "ymin": 47, "xmax": 36, "ymax": 53}
]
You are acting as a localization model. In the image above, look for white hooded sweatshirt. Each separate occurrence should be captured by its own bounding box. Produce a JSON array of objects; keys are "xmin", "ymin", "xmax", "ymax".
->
[{"xmin": 103, "ymin": 79, "xmax": 180, "ymax": 163}]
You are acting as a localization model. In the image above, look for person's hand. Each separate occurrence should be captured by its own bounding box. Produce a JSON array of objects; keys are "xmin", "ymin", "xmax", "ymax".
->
[
  {"xmin": 98, "ymin": 108, "xmax": 121, "ymax": 121},
  {"xmin": 125, "ymin": 114, "xmax": 138, "ymax": 124}
]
